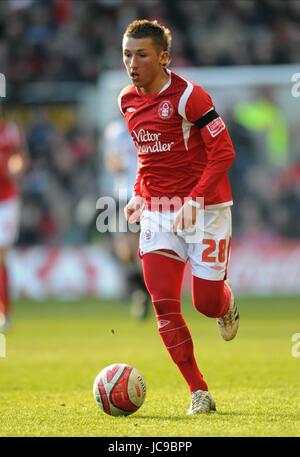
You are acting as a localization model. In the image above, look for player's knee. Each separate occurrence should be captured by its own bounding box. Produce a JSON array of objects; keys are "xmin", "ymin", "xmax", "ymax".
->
[
  {"xmin": 141, "ymin": 252, "xmax": 183, "ymax": 302},
  {"xmin": 193, "ymin": 295, "xmax": 223, "ymax": 317},
  {"xmin": 192, "ymin": 277, "xmax": 225, "ymax": 318},
  {"xmin": 152, "ymin": 297, "xmax": 180, "ymax": 318},
  {"xmin": 144, "ymin": 281, "xmax": 177, "ymax": 307}
]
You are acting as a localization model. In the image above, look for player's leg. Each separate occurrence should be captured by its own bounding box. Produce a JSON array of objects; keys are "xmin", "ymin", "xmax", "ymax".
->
[
  {"xmin": 141, "ymin": 249, "xmax": 210, "ymax": 394},
  {"xmin": 140, "ymin": 210, "xmax": 216, "ymax": 413},
  {"xmin": 141, "ymin": 250, "xmax": 216, "ymax": 414},
  {"xmin": 193, "ymin": 276, "xmax": 239, "ymax": 341},
  {"xmin": 192, "ymin": 277, "xmax": 231, "ymax": 318},
  {"xmin": 189, "ymin": 207, "xmax": 239, "ymax": 341}
]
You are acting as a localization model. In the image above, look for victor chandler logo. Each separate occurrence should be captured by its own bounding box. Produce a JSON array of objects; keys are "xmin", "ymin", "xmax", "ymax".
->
[{"xmin": 132, "ymin": 129, "xmax": 174, "ymax": 153}]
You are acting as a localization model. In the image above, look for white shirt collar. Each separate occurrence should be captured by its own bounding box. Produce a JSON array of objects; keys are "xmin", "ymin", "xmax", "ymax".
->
[{"xmin": 158, "ymin": 69, "xmax": 172, "ymax": 94}]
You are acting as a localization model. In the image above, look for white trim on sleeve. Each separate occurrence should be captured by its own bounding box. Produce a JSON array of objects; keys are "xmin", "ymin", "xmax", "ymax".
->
[{"xmin": 178, "ymin": 80, "xmax": 194, "ymax": 150}]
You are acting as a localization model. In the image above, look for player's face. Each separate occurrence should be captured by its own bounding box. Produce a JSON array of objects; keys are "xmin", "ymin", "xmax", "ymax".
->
[{"xmin": 122, "ymin": 36, "xmax": 169, "ymax": 92}]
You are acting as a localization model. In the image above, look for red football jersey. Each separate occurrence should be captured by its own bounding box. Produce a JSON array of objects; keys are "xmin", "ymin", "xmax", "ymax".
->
[
  {"xmin": 118, "ymin": 69, "xmax": 235, "ymax": 210},
  {"xmin": 0, "ymin": 122, "xmax": 21, "ymax": 201}
]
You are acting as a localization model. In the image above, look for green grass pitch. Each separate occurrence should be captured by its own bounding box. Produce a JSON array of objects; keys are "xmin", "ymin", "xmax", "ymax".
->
[{"xmin": 0, "ymin": 296, "xmax": 299, "ymax": 437}]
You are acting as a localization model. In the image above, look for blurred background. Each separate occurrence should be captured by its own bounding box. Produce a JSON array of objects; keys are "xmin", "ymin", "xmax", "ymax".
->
[{"xmin": 1, "ymin": 0, "xmax": 300, "ymax": 301}]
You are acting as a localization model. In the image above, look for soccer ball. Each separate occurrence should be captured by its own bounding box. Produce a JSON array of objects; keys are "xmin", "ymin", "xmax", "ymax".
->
[{"xmin": 93, "ymin": 363, "xmax": 146, "ymax": 416}]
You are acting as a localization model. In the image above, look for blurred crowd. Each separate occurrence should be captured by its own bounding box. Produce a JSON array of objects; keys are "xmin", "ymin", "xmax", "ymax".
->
[
  {"xmin": 228, "ymin": 105, "xmax": 300, "ymax": 240},
  {"xmin": 1, "ymin": 0, "xmax": 300, "ymax": 87},
  {"xmin": 0, "ymin": 0, "xmax": 299, "ymax": 245},
  {"xmin": 17, "ymin": 107, "xmax": 99, "ymax": 245}
]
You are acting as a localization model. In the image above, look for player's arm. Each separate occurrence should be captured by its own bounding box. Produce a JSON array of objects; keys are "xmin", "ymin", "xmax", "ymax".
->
[
  {"xmin": 188, "ymin": 110, "xmax": 235, "ymax": 201},
  {"xmin": 188, "ymin": 87, "xmax": 235, "ymax": 202},
  {"xmin": 173, "ymin": 87, "xmax": 235, "ymax": 233}
]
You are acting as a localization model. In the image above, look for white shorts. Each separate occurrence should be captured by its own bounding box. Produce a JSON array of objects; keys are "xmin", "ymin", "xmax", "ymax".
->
[
  {"xmin": 139, "ymin": 207, "xmax": 232, "ymax": 281},
  {"xmin": 0, "ymin": 197, "xmax": 21, "ymax": 248}
]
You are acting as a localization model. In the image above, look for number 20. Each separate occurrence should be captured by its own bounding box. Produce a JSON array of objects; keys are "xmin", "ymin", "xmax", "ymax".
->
[{"xmin": 202, "ymin": 239, "xmax": 227, "ymax": 263}]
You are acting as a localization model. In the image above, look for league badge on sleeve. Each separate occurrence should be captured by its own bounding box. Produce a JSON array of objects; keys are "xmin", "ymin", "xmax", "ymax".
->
[{"xmin": 206, "ymin": 117, "xmax": 225, "ymax": 137}]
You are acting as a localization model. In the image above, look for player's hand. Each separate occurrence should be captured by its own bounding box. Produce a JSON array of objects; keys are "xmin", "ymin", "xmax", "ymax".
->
[
  {"xmin": 173, "ymin": 201, "xmax": 198, "ymax": 234},
  {"xmin": 124, "ymin": 195, "xmax": 145, "ymax": 223}
]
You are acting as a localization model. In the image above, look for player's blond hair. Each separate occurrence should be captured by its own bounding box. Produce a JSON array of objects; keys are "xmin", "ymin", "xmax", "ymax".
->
[{"xmin": 124, "ymin": 19, "xmax": 172, "ymax": 64}]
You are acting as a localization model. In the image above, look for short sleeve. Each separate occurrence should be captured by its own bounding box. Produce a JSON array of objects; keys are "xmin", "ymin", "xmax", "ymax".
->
[{"xmin": 185, "ymin": 85, "xmax": 214, "ymax": 124}]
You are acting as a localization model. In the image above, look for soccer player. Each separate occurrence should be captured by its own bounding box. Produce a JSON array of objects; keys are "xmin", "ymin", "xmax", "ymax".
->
[
  {"xmin": 0, "ymin": 110, "xmax": 27, "ymax": 331},
  {"xmin": 119, "ymin": 19, "xmax": 239, "ymax": 414}
]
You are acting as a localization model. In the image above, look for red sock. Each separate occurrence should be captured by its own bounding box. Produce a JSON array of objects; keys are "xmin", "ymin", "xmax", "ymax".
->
[
  {"xmin": 192, "ymin": 276, "xmax": 230, "ymax": 318},
  {"xmin": 141, "ymin": 251, "xmax": 208, "ymax": 392},
  {"xmin": 0, "ymin": 261, "xmax": 10, "ymax": 316}
]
